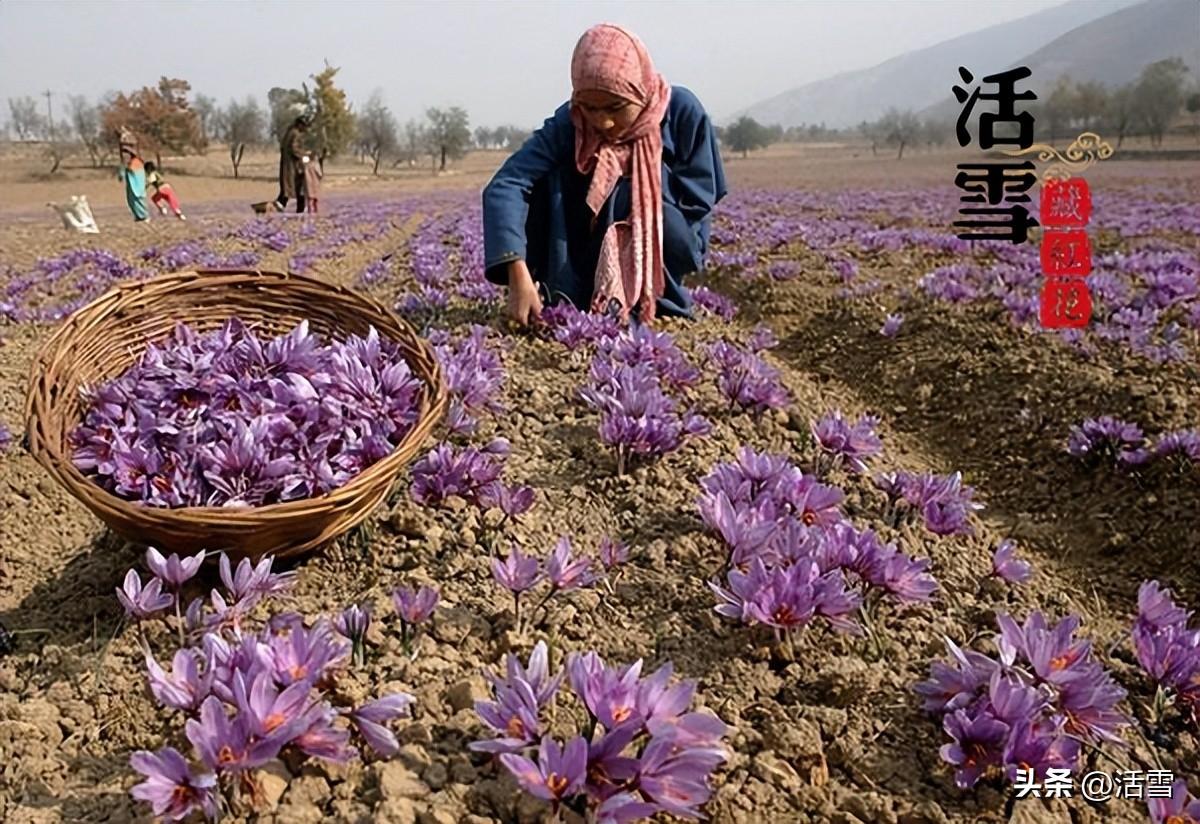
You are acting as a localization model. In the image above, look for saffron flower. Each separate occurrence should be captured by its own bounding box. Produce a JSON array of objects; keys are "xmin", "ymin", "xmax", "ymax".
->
[
  {"xmin": 546, "ymin": 537, "xmax": 599, "ymax": 592},
  {"xmin": 881, "ymin": 314, "xmax": 903, "ymax": 337},
  {"xmin": 129, "ymin": 747, "xmax": 218, "ymax": 822},
  {"xmin": 145, "ymin": 548, "xmax": 206, "ymax": 590},
  {"xmin": 185, "ymin": 695, "xmax": 282, "ymax": 772},
  {"xmin": 333, "ymin": 603, "xmax": 371, "ymax": 666},
  {"xmin": 1148, "ymin": 780, "xmax": 1200, "ymax": 824},
  {"xmin": 349, "ymin": 692, "xmax": 415, "ymax": 757},
  {"xmin": 391, "ymin": 584, "xmax": 439, "ymax": 650},
  {"xmin": 918, "ymin": 611, "xmax": 1129, "ymax": 786},
  {"xmin": 117, "ymin": 570, "xmax": 174, "ymax": 620},
  {"xmin": 580, "ymin": 359, "xmax": 709, "ymax": 474},
  {"xmin": 145, "ymin": 648, "xmax": 214, "ymax": 712},
  {"xmin": 810, "ymin": 410, "xmax": 883, "ymax": 474},
  {"xmin": 476, "ymin": 644, "xmax": 729, "ymax": 819},
  {"xmin": 499, "ymin": 736, "xmax": 588, "ymax": 806},
  {"xmin": 1066, "ymin": 416, "xmax": 1146, "ymax": 466},
  {"xmin": 991, "ymin": 540, "xmax": 1032, "ymax": 585}
]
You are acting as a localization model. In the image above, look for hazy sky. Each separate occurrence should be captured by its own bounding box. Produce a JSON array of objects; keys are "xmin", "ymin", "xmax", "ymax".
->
[{"xmin": 0, "ymin": 0, "xmax": 1071, "ymax": 128}]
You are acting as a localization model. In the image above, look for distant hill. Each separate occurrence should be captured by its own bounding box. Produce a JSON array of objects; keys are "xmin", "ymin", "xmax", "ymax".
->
[
  {"xmin": 916, "ymin": 0, "xmax": 1200, "ymax": 122},
  {"xmin": 730, "ymin": 0, "xmax": 1159, "ymax": 129},
  {"xmin": 1002, "ymin": 0, "xmax": 1197, "ymax": 91}
]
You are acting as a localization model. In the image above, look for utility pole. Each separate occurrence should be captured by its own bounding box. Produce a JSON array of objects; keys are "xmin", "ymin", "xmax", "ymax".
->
[
  {"xmin": 43, "ymin": 89, "xmax": 62, "ymax": 173},
  {"xmin": 42, "ymin": 89, "xmax": 55, "ymax": 141}
]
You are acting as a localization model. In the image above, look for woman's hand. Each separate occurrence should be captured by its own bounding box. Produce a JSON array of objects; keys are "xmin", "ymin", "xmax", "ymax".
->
[{"xmin": 506, "ymin": 260, "xmax": 542, "ymax": 327}]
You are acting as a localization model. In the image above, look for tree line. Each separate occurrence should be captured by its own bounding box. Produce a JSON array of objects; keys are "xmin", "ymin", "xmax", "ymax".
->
[
  {"xmin": 3, "ymin": 62, "xmax": 532, "ymax": 177},
  {"xmin": 7, "ymin": 57, "xmax": 1197, "ymax": 174},
  {"xmin": 722, "ymin": 57, "xmax": 1200, "ymax": 159}
]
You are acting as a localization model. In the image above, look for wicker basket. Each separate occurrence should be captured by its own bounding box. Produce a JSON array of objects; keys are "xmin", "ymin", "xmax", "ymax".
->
[{"xmin": 25, "ymin": 269, "xmax": 447, "ymax": 560}]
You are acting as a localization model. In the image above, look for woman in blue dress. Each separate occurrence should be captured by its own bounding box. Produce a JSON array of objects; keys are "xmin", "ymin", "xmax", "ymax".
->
[{"xmin": 482, "ymin": 23, "xmax": 727, "ymax": 327}]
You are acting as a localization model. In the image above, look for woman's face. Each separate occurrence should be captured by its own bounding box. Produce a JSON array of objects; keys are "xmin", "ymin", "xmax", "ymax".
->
[{"xmin": 573, "ymin": 89, "xmax": 642, "ymax": 140}]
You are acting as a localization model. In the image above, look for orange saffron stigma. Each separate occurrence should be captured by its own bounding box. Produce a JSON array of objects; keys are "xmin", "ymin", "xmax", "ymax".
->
[
  {"xmin": 506, "ymin": 717, "xmax": 525, "ymax": 738},
  {"xmin": 546, "ymin": 773, "xmax": 569, "ymax": 796},
  {"xmin": 217, "ymin": 745, "xmax": 236, "ymax": 764},
  {"xmin": 612, "ymin": 706, "xmax": 632, "ymax": 723},
  {"xmin": 264, "ymin": 712, "xmax": 285, "ymax": 732}
]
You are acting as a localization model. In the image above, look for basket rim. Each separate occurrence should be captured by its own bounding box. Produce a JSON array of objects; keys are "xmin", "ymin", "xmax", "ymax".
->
[{"xmin": 24, "ymin": 267, "xmax": 447, "ymax": 521}]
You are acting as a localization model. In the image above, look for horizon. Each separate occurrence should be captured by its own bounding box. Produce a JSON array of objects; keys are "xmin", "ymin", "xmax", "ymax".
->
[{"xmin": 0, "ymin": 0, "xmax": 1074, "ymax": 129}]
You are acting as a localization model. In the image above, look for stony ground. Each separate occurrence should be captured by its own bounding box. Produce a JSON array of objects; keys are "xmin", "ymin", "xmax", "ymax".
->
[{"xmin": 0, "ymin": 147, "xmax": 1197, "ymax": 824}]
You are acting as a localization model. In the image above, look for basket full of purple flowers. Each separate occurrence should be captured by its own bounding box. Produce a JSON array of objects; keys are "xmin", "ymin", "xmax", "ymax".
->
[{"xmin": 24, "ymin": 269, "xmax": 447, "ymax": 560}]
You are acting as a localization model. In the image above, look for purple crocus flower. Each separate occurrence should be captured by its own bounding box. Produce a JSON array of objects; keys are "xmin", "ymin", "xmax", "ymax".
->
[
  {"xmin": 391, "ymin": 585, "xmax": 439, "ymax": 626},
  {"xmin": 939, "ymin": 707, "xmax": 1009, "ymax": 788},
  {"xmin": 293, "ymin": 701, "xmax": 356, "ymax": 764},
  {"xmin": 491, "ymin": 545, "xmax": 542, "ymax": 595},
  {"xmin": 334, "ymin": 603, "xmax": 372, "ymax": 666},
  {"xmin": 546, "ymin": 537, "xmax": 599, "ymax": 592},
  {"xmin": 914, "ymin": 637, "xmax": 998, "ymax": 714},
  {"xmin": 219, "ymin": 553, "xmax": 296, "ymax": 604},
  {"xmin": 499, "ymin": 736, "xmax": 588, "ymax": 805},
  {"xmin": 596, "ymin": 792, "xmax": 661, "ymax": 824},
  {"xmin": 267, "ymin": 618, "xmax": 349, "ymax": 686},
  {"xmin": 599, "ymin": 536, "xmax": 630, "ymax": 570},
  {"xmin": 145, "ymin": 547, "xmax": 206, "ymax": 590},
  {"xmin": 991, "ymin": 540, "xmax": 1032, "ymax": 585},
  {"xmin": 704, "ymin": 340, "xmax": 789, "ymax": 416},
  {"xmin": 129, "ymin": 747, "xmax": 218, "ymax": 822},
  {"xmin": 478, "ymin": 482, "xmax": 536, "ymax": 520},
  {"xmin": 349, "ymin": 692, "xmax": 415, "ymax": 757},
  {"xmin": 858, "ymin": 544, "xmax": 938, "ymax": 604},
  {"xmin": 584, "ymin": 722, "xmax": 642, "ymax": 800},
  {"xmin": 691, "ymin": 286, "xmax": 738, "ymax": 321},
  {"xmin": 0, "ymin": 423, "xmax": 12, "ymax": 453},
  {"xmin": 636, "ymin": 735, "xmax": 726, "ymax": 819},
  {"xmin": 1066, "ymin": 416, "xmax": 1146, "ymax": 465},
  {"xmin": 637, "ymin": 662, "xmax": 729, "ymax": 747},
  {"xmin": 568, "ymin": 651, "xmax": 644, "ymax": 729},
  {"xmin": 1001, "ymin": 719, "xmax": 1081, "ymax": 781},
  {"xmin": 116, "ymin": 569, "xmax": 174, "ymax": 620},
  {"xmin": 986, "ymin": 671, "xmax": 1048, "ymax": 725},
  {"xmin": 185, "ymin": 695, "xmax": 282, "ymax": 772},
  {"xmin": 790, "ymin": 477, "xmax": 845, "ymax": 528},
  {"xmin": 1056, "ymin": 668, "xmax": 1129, "ymax": 745},
  {"xmin": 472, "ymin": 676, "xmax": 544, "ymax": 754},
  {"xmin": 1135, "ymin": 580, "xmax": 1192, "ymax": 635},
  {"xmin": 145, "ymin": 648, "xmax": 214, "ymax": 712},
  {"xmin": 810, "ymin": 411, "xmax": 883, "ymax": 474},
  {"xmin": 1153, "ymin": 429, "xmax": 1200, "ymax": 464},
  {"xmin": 486, "ymin": 640, "xmax": 565, "ymax": 710},
  {"xmin": 710, "ymin": 559, "xmax": 772, "ymax": 623},
  {"xmin": 881, "ymin": 314, "xmax": 904, "ymax": 337},
  {"xmin": 1147, "ymin": 780, "xmax": 1200, "ymax": 824},
  {"xmin": 233, "ymin": 670, "xmax": 313, "ymax": 741}
]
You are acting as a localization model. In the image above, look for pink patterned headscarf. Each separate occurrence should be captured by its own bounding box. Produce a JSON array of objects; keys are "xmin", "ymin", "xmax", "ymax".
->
[{"xmin": 570, "ymin": 23, "xmax": 672, "ymax": 323}]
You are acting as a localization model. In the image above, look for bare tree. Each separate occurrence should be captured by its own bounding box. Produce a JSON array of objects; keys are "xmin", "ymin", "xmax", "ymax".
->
[
  {"xmin": 879, "ymin": 108, "xmax": 921, "ymax": 159},
  {"xmin": 1186, "ymin": 85, "xmax": 1200, "ymax": 144},
  {"xmin": 1105, "ymin": 84, "xmax": 1136, "ymax": 149},
  {"xmin": 1132, "ymin": 57, "xmax": 1190, "ymax": 148},
  {"xmin": 193, "ymin": 93, "xmax": 217, "ymax": 150},
  {"xmin": 1074, "ymin": 80, "xmax": 1109, "ymax": 132},
  {"xmin": 1041, "ymin": 75, "xmax": 1077, "ymax": 144},
  {"xmin": 393, "ymin": 119, "xmax": 425, "ymax": 167},
  {"xmin": 222, "ymin": 96, "xmax": 265, "ymax": 178},
  {"xmin": 7, "ymin": 96, "xmax": 46, "ymax": 141},
  {"xmin": 67, "ymin": 95, "xmax": 107, "ymax": 167},
  {"xmin": 357, "ymin": 91, "xmax": 399, "ymax": 175},
  {"xmin": 425, "ymin": 106, "xmax": 471, "ymax": 172}
]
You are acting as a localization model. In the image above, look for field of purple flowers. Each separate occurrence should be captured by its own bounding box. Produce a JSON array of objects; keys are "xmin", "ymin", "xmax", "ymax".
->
[{"xmin": 0, "ymin": 163, "xmax": 1198, "ymax": 824}]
